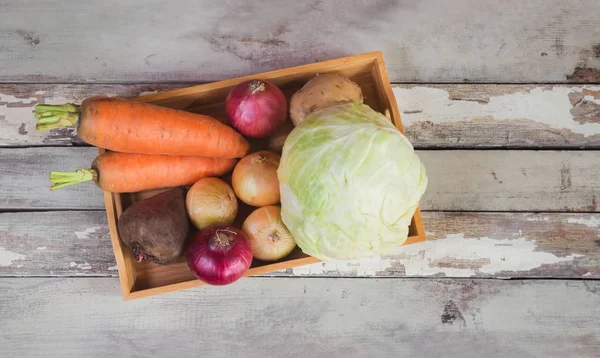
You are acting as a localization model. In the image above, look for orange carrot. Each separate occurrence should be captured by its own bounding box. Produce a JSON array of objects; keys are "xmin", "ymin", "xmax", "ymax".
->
[
  {"xmin": 50, "ymin": 151, "xmax": 238, "ymax": 193},
  {"xmin": 34, "ymin": 97, "xmax": 250, "ymax": 158}
]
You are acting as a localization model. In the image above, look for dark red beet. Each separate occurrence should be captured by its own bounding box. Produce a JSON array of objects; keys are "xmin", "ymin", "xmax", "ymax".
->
[{"xmin": 117, "ymin": 187, "xmax": 190, "ymax": 264}]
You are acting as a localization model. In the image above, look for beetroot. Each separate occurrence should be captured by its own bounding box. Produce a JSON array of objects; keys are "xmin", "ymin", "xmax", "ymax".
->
[{"xmin": 117, "ymin": 187, "xmax": 190, "ymax": 264}]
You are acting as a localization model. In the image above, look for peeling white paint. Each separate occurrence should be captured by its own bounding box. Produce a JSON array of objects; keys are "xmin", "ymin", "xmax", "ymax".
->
[
  {"xmin": 37, "ymin": 96, "xmax": 72, "ymax": 106},
  {"xmin": 398, "ymin": 234, "xmax": 583, "ymax": 276},
  {"xmin": 36, "ymin": 246, "xmax": 47, "ymax": 250},
  {"xmin": 526, "ymin": 216, "xmax": 550, "ymax": 222},
  {"xmin": 394, "ymin": 86, "xmax": 600, "ymax": 137},
  {"xmin": 286, "ymin": 234, "xmax": 584, "ymax": 277},
  {"xmin": 69, "ymin": 261, "xmax": 92, "ymax": 270},
  {"xmin": 512, "ymin": 229, "xmax": 524, "ymax": 237},
  {"xmin": 584, "ymin": 95, "xmax": 600, "ymax": 105},
  {"xmin": 567, "ymin": 216, "xmax": 600, "ymax": 228},
  {"xmin": 0, "ymin": 92, "xmax": 71, "ymax": 145},
  {"xmin": 583, "ymin": 272, "xmax": 592, "ymax": 277},
  {"xmin": 288, "ymin": 255, "xmax": 394, "ymax": 276},
  {"xmin": 74, "ymin": 227, "xmax": 103, "ymax": 240},
  {"xmin": 16, "ymin": 265, "xmax": 23, "ymax": 268},
  {"xmin": 0, "ymin": 247, "xmax": 25, "ymax": 266},
  {"xmin": 0, "ymin": 93, "xmax": 37, "ymax": 105},
  {"xmin": 107, "ymin": 265, "xmax": 119, "ymax": 271}
]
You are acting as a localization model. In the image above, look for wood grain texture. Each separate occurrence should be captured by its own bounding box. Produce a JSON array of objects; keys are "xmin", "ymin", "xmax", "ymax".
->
[
  {"xmin": 396, "ymin": 84, "xmax": 600, "ymax": 148},
  {"xmin": 1, "ymin": 1, "xmax": 600, "ymax": 83},
  {"xmin": 0, "ymin": 278, "xmax": 598, "ymax": 358},
  {"xmin": 0, "ymin": 147, "xmax": 103, "ymax": 210},
  {"xmin": 4, "ymin": 84, "xmax": 600, "ymax": 148},
  {"xmin": 419, "ymin": 150, "xmax": 600, "ymax": 212},
  {"xmin": 3, "ymin": 147, "xmax": 598, "ymax": 211},
  {"xmin": 2, "ymin": 211, "xmax": 598, "ymax": 278},
  {"xmin": 0, "ymin": 211, "xmax": 114, "ymax": 276}
]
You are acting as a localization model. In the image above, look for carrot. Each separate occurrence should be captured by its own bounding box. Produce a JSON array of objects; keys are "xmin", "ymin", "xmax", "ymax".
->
[
  {"xmin": 34, "ymin": 97, "xmax": 250, "ymax": 159},
  {"xmin": 50, "ymin": 151, "xmax": 238, "ymax": 193}
]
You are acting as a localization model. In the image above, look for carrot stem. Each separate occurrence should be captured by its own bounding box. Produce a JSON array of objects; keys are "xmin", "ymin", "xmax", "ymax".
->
[
  {"xmin": 34, "ymin": 103, "xmax": 80, "ymax": 131},
  {"xmin": 49, "ymin": 169, "xmax": 97, "ymax": 190},
  {"xmin": 34, "ymin": 103, "xmax": 79, "ymax": 113}
]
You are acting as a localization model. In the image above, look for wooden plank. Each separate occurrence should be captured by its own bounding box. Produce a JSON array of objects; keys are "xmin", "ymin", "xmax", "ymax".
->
[
  {"xmin": 0, "ymin": 147, "xmax": 104, "ymax": 210},
  {"xmin": 2, "ymin": 211, "xmax": 598, "ymax": 278},
  {"xmin": 395, "ymin": 84, "xmax": 600, "ymax": 148},
  {"xmin": 1, "ymin": 1, "xmax": 600, "ymax": 83},
  {"xmin": 419, "ymin": 150, "xmax": 600, "ymax": 212},
  {"xmin": 0, "ymin": 211, "xmax": 115, "ymax": 276},
  {"xmin": 4, "ymin": 84, "xmax": 600, "ymax": 148},
  {"xmin": 0, "ymin": 278, "xmax": 598, "ymax": 358},
  {"xmin": 2, "ymin": 147, "xmax": 598, "ymax": 212}
]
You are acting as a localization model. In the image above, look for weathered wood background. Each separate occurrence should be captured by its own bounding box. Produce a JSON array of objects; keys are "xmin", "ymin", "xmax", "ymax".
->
[
  {"xmin": 1, "ymin": 278, "xmax": 599, "ymax": 358},
  {"xmin": 1, "ymin": 1, "xmax": 599, "ymax": 357},
  {"xmin": 3, "ymin": 84, "xmax": 600, "ymax": 148},
  {"xmin": 1, "ymin": 0, "xmax": 599, "ymax": 83}
]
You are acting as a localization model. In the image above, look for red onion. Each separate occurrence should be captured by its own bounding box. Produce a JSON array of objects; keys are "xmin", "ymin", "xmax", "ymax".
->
[
  {"xmin": 186, "ymin": 225, "xmax": 253, "ymax": 286},
  {"xmin": 225, "ymin": 79, "xmax": 287, "ymax": 138}
]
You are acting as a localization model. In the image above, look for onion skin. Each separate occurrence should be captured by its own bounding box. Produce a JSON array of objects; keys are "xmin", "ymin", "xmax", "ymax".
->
[
  {"xmin": 232, "ymin": 150, "xmax": 281, "ymax": 207},
  {"xmin": 186, "ymin": 225, "xmax": 253, "ymax": 286},
  {"xmin": 185, "ymin": 177, "xmax": 238, "ymax": 230},
  {"xmin": 242, "ymin": 206, "xmax": 296, "ymax": 261},
  {"xmin": 225, "ymin": 79, "xmax": 287, "ymax": 138}
]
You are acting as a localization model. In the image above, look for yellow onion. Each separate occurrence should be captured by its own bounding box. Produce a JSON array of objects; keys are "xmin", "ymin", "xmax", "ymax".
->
[
  {"xmin": 232, "ymin": 150, "xmax": 280, "ymax": 207},
  {"xmin": 242, "ymin": 206, "xmax": 296, "ymax": 261},
  {"xmin": 186, "ymin": 177, "xmax": 238, "ymax": 230}
]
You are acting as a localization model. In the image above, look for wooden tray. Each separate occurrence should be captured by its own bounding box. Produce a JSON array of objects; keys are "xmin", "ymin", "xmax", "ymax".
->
[{"xmin": 102, "ymin": 51, "xmax": 427, "ymax": 300}]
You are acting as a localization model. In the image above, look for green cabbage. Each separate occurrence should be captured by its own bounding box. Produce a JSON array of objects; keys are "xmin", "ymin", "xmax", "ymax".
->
[{"xmin": 277, "ymin": 102, "xmax": 427, "ymax": 261}]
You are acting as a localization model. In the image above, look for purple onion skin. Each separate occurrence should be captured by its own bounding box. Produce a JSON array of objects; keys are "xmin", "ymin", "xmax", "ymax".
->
[
  {"xmin": 186, "ymin": 225, "xmax": 253, "ymax": 286},
  {"xmin": 225, "ymin": 79, "xmax": 287, "ymax": 138}
]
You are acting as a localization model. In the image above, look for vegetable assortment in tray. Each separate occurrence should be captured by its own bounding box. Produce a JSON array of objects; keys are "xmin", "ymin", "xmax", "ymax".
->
[{"xmin": 35, "ymin": 52, "xmax": 428, "ymax": 300}]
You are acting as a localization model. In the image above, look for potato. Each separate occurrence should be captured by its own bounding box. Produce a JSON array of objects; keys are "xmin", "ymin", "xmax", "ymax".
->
[
  {"xmin": 289, "ymin": 73, "xmax": 364, "ymax": 126},
  {"xmin": 117, "ymin": 187, "xmax": 190, "ymax": 264}
]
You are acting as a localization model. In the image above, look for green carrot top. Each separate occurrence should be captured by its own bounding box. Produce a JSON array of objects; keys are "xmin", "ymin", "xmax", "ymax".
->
[{"xmin": 33, "ymin": 103, "xmax": 80, "ymax": 131}]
